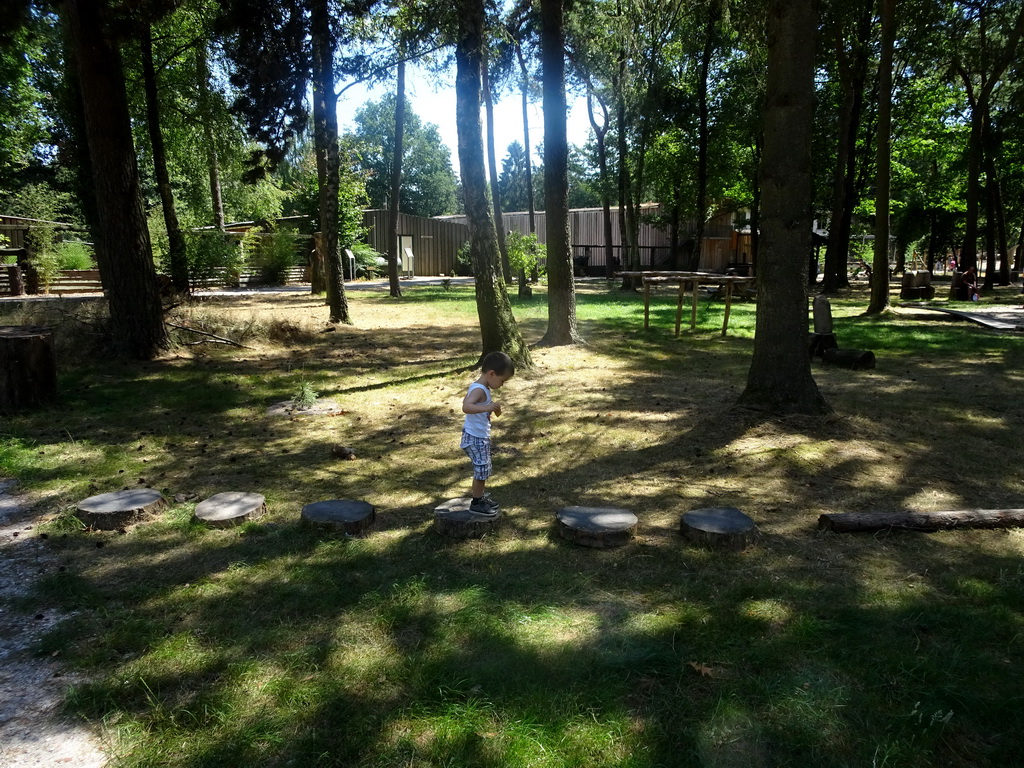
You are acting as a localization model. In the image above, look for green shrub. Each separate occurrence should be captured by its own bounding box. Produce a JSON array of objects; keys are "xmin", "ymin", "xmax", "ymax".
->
[
  {"xmin": 186, "ymin": 231, "xmax": 244, "ymax": 289},
  {"xmin": 506, "ymin": 231, "xmax": 546, "ymax": 278},
  {"xmin": 246, "ymin": 227, "xmax": 299, "ymax": 285},
  {"xmin": 350, "ymin": 242, "xmax": 383, "ymax": 279},
  {"xmin": 455, "ymin": 241, "xmax": 473, "ymax": 276},
  {"xmin": 53, "ymin": 241, "xmax": 95, "ymax": 270}
]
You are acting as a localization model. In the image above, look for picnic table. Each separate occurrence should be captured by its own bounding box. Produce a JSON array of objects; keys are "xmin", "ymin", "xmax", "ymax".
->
[{"xmin": 619, "ymin": 271, "xmax": 756, "ymax": 337}]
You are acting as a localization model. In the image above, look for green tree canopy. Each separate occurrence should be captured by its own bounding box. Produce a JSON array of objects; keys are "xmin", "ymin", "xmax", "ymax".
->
[{"xmin": 347, "ymin": 94, "xmax": 459, "ymax": 217}]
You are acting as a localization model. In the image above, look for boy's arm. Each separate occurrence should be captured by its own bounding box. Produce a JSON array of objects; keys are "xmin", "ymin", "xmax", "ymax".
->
[{"xmin": 462, "ymin": 388, "xmax": 499, "ymax": 415}]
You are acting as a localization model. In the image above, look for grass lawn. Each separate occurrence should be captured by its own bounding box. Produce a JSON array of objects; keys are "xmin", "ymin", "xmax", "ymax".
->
[{"xmin": 3, "ymin": 280, "xmax": 1024, "ymax": 767}]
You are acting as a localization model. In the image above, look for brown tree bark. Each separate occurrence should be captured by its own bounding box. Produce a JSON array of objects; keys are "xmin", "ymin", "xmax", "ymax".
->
[
  {"xmin": 141, "ymin": 25, "xmax": 189, "ymax": 296},
  {"xmin": 822, "ymin": 4, "xmax": 871, "ymax": 292},
  {"xmin": 539, "ymin": 0, "xmax": 582, "ymax": 346},
  {"xmin": 387, "ymin": 57, "xmax": 405, "ymax": 297},
  {"xmin": 736, "ymin": 0, "xmax": 829, "ymax": 415},
  {"xmin": 196, "ymin": 44, "xmax": 225, "ymax": 232},
  {"xmin": 311, "ymin": 0, "xmax": 350, "ymax": 323},
  {"xmin": 455, "ymin": 0, "xmax": 532, "ymax": 368},
  {"xmin": 586, "ymin": 88, "xmax": 615, "ymax": 279},
  {"xmin": 483, "ymin": 55, "xmax": 512, "ymax": 283},
  {"xmin": 65, "ymin": 0, "xmax": 168, "ymax": 359},
  {"xmin": 867, "ymin": 0, "xmax": 895, "ymax": 315}
]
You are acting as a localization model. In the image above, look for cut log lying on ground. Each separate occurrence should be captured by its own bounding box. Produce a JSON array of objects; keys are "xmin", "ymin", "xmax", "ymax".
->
[{"xmin": 819, "ymin": 508, "xmax": 1024, "ymax": 533}]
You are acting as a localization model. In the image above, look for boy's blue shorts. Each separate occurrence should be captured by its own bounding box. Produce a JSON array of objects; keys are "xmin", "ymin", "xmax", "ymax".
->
[{"xmin": 460, "ymin": 431, "xmax": 492, "ymax": 481}]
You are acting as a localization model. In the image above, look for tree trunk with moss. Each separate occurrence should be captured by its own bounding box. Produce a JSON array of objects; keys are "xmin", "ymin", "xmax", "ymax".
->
[{"xmin": 455, "ymin": 0, "xmax": 532, "ymax": 368}]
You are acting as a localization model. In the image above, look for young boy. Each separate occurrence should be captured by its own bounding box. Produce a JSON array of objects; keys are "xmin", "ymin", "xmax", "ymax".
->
[{"xmin": 460, "ymin": 351, "xmax": 514, "ymax": 516}]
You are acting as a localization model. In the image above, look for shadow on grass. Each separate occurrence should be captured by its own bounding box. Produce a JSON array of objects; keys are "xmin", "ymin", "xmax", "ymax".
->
[{"xmin": 5, "ymin": 286, "xmax": 1024, "ymax": 766}]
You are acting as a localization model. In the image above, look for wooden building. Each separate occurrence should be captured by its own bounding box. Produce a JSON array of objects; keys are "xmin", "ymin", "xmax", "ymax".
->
[
  {"xmin": 362, "ymin": 209, "xmax": 470, "ymax": 277},
  {"xmin": 439, "ymin": 204, "xmax": 751, "ymax": 275}
]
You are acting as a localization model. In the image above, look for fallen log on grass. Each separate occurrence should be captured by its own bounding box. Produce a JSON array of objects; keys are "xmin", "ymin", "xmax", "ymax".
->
[{"xmin": 819, "ymin": 508, "xmax": 1024, "ymax": 533}]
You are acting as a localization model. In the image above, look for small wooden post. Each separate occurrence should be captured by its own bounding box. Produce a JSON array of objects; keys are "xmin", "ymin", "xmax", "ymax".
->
[
  {"xmin": 0, "ymin": 326, "xmax": 57, "ymax": 413},
  {"xmin": 690, "ymin": 279, "xmax": 699, "ymax": 330},
  {"xmin": 5, "ymin": 265, "xmax": 25, "ymax": 296},
  {"xmin": 643, "ymin": 280, "xmax": 651, "ymax": 329},
  {"xmin": 674, "ymin": 281, "xmax": 685, "ymax": 336},
  {"xmin": 721, "ymin": 279, "xmax": 735, "ymax": 336}
]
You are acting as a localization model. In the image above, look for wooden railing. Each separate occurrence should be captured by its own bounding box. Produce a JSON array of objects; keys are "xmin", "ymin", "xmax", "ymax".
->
[{"xmin": 2, "ymin": 266, "xmax": 309, "ymax": 297}]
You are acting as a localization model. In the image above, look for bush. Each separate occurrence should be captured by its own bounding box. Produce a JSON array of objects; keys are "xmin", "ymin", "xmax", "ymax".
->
[
  {"xmin": 350, "ymin": 242, "xmax": 383, "ymax": 279},
  {"xmin": 455, "ymin": 241, "xmax": 473, "ymax": 276},
  {"xmin": 186, "ymin": 231, "xmax": 244, "ymax": 289},
  {"xmin": 506, "ymin": 231, "xmax": 546, "ymax": 279},
  {"xmin": 53, "ymin": 241, "xmax": 95, "ymax": 270},
  {"xmin": 246, "ymin": 227, "xmax": 299, "ymax": 285}
]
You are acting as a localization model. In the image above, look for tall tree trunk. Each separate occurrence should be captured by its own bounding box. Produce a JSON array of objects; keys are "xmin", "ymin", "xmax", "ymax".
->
[
  {"xmin": 749, "ymin": 135, "xmax": 761, "ymax": 271},
  {"xmin": 387, "ymin": 57, "xmax": 405, "ymax": 297},
  {"xmin": 455, "ymin": 0, "xmax": 532, "ymax": 368},
  {"xmin": 614, "ymin": 67, "xmax": 638, "ymax": 290},
  {"xmin": 983, "ymin": 120, "xmax": 1009, "ymax": 286},
  {"xmin": 514, "ymin": 44, "xmax": 539, "ymax": 285},
  {"xmin": 959, "ymin": 99, "xmax": 984, "ymax": 272},
  {"xmin": 515, "ymin": 45, "xmax": 537, "ymax": 238},
  {"xmin": 65, "ymin": 0, "xmax": 168, "ymax": 359},
  {"xmin": 983, "ymin": 165, "xmax": 997, "ymax": 289},
  {"xmin": 737, "ymin": 0, "xmax": 829, "ymax": 415},
  {"xmin": 823, "ymin": 7, "xmax": 870, "ymax": 292},
  {"xmin": 141, "ymin": 26, "xmax": 189, "ymax": 296},
  {"xmin": 540, "ymin": 0, "xmax": 581, "ymax": 346},
  {"xmin": 586, "ymin": 90, "xmax": 615, "ymax": 279},
  {"xmin": 867, "ymin": 0, "xmax": 895, "ymax": 315},
  {"xmin": 311, "ymin": 0, "xmax": 349, "ymax": 323},
  {"xmin": 483, "ymin": 55, "xmax": 511, "ymax": 283},
  {"xmin": 690, "ymin": 0, "xmax": 720, "ymax": 272},
  {"xmin": 196, "ymin": 44, "xmax": 225, "ymax": 232}
]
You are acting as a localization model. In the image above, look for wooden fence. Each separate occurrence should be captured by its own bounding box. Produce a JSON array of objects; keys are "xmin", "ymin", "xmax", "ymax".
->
[{"xmin": 0, "ymin": 266, "xmax": 309, "ymax": 297}]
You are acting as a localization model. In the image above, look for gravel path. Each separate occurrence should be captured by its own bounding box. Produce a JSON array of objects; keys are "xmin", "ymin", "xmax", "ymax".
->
[{"xmin": 0, "ymin": 479, "xmax": 107, "ymax": 768}]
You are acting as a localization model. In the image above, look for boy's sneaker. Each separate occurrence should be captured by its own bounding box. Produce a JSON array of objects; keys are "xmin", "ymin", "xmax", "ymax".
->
[{"xmin": 469, "ymin": 496, "xmax": 499, "ymax": 517}]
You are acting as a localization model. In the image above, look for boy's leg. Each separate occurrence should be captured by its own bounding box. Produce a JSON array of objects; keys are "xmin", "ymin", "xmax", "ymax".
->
[{"xmin": 461, "ymin": 435, "xmax": 498, "ymax": 515}]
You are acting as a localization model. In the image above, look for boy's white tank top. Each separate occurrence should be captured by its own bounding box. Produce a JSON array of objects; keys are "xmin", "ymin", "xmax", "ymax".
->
[{"xmin": 463, "ymin": 382, "xmax": 492, "ymax": 438}]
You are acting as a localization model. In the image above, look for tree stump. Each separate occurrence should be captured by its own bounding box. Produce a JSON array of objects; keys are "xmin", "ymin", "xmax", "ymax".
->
[
  {"xmin": 193, "ymin": 492, "xmax": 266, "ymax": 528},
  {"xmin": 556, "ymin": 506, "xmax": 637, "ymax": 548},
  {"xmin": 433, "ymin": 498, "xmax": 501, "ymax": 539},
  {"xmin": 301, "ymin": 499, "xmax": 375, "ymax": 535},
  {"xmin": 0, "ymin": 326, "xmax": 57, "ymax": 413},
  {"xmin": 808, "ymin": 332, "xmax": 838, "ymax": 358},
  {"xmin": 822, "ymin": 348, "xmax": 876, "ymax": 370},
  {"xmin": 812, "ymin": 295, "xmax": 834, "ymax": 334},
  {"xmin": 77, "ymin": 489, "xmax": 168, "ymax": 530},
  {"xmin": 680, "ymin": 507, "xmax": 756, "ymax": 551}
]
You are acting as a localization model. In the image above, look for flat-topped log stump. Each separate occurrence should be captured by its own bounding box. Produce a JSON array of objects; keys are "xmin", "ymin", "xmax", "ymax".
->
[
  {"xmin": 822, "ymin": 348, "xmax": 876, "ymax": 370},
  {"xmin": 433, "ymin": 498, "xmax": 501, "ymax": 539},
  {"xmin": 77, "ymin": 489, "xmax": 168, "ymax": 530},
  {"xmin": 301, "ymin": 499, "xmax": 375, "ymax": 535},
  {"xmin": 0, "ymin": 326, "xmax": 57, "ymax": 413},
  {"xmin": 556, "ymin": 506, "xmax": 637, "ymax": 548},
  {"xmin": 193, "ymin": 492, "xmax": 266, "ymax": 528},
  {"xmin": 681, "ymin": 507, "xmax": 756, "ymax": 551}
]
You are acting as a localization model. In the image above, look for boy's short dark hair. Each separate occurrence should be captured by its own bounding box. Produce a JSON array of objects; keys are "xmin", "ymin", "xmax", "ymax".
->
[{"xmin": 481, "ymin": 351, "xmax": 514, "ymax": 376}]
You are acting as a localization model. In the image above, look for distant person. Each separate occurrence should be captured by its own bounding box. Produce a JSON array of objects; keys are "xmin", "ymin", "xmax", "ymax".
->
[
  {"xmin": 956, "ymin": 265, "xmax": 978, "ymax": 301},
  {"xmin": 460, "ymin": 351, "xmax": 515, "ymax": 517}
]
